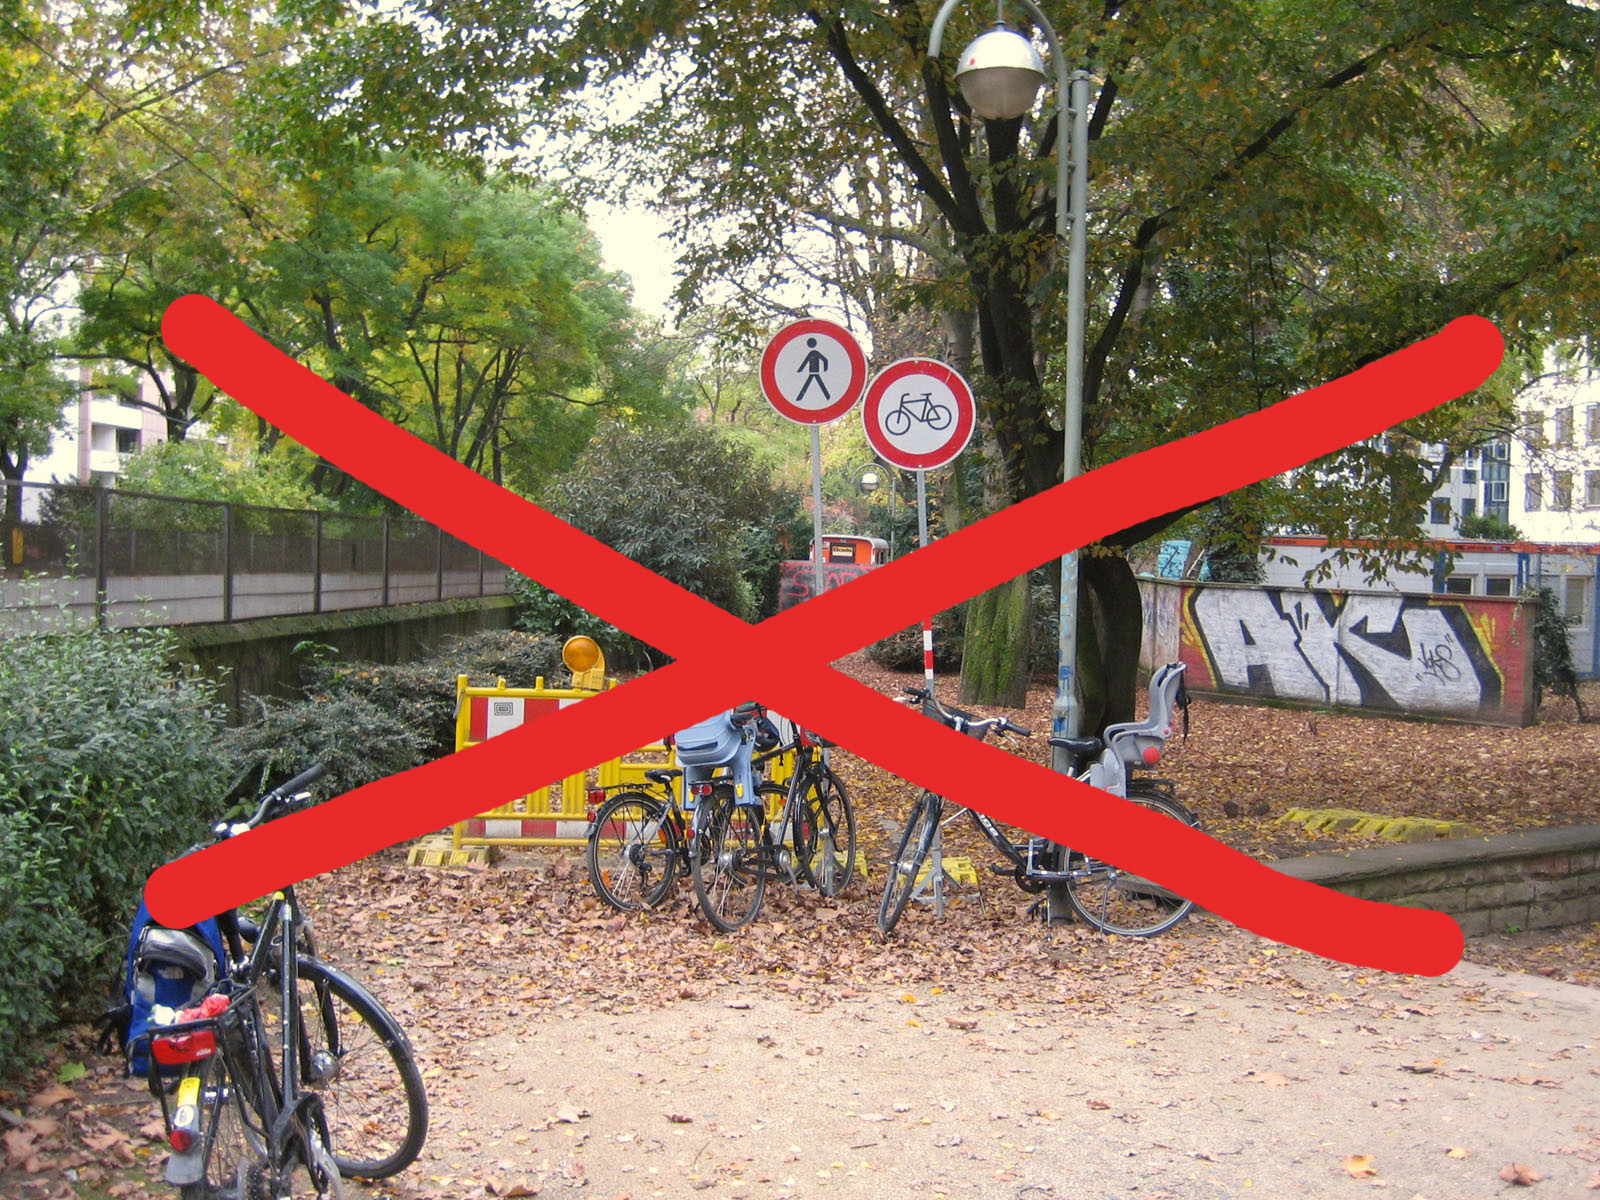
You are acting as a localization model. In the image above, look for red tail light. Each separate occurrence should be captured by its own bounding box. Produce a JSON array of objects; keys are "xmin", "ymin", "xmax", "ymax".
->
[
  {"xmin": 153, "ymin": 1030, "xmax": 216, "ymax": 1064},
  {"xmin": 168, "ymin": 1126, "xmax": 195, "ymax": 1152},
  {"xmin": 1142, "ymin": 746, "xmax": 1161, "ymax": 765}
]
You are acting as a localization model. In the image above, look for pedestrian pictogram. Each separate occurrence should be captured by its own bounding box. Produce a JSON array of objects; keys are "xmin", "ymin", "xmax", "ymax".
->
[
  {"xmin": 761, "ymin": 319, "xmax": 867, "ymax": 425},
  {"xmin": 862, "ymin": 358, "xmax": 976, "ymax": 470}
]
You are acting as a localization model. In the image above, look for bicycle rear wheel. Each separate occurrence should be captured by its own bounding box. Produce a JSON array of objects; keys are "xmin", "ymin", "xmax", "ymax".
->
[
  {"xmin": 796, "ymin": 765, "xmax": 856, "ymax": 896},
  {"xmin": 587, "ymin": 791, "xmax": 679, "ymax": 910},
  {"xmin": 691, "ymin": 788, "xmax": 767, "ymax": 932},
  {"xmin": 877, "ymin": 793, "xmax": 939, "ymax": 937},
  {"xmin": 179, "ymin": 1050, "xmax": 271, "ymax": 1200},
  {"xmin": 1062, "ymin": 787, "xmax": 1197, "ymax": 937},
  {"xmin": 262, "ymin": 957, "xmax": 428, "ymax": 1179}
]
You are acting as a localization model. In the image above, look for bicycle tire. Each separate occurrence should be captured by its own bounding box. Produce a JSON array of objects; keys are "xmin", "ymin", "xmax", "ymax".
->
[
  {"xmin": 877, "ymin": 793, "xmax": 939, "ymax": 937},
  {"xmin": 263, "ymin": 957, "xmax": 428, "ymax": 1180},
  {"xmin": 796, "ymin": 765, "xmax": 856, "ymax": 896},
  {"xmin": 586, "ymin": 791, "xmax": 680, "ymax": 910},
  {"xmin": 884, "ymin": 407, "xmax": 911, "ymax": 436},
  {"xmin": 179, "ymin": 1048, "xmax": 272, "ymax": 1200},
  {"xmin": 927, "ymin": 402, "xmax": 952, "ymax": 430},
  {"xmin": 1063, "ymin": 787, "xmax": 1197, "ymax": 937},
  {"xmin": 691, "ymin": 787, "xmax": 767, "ymax": 932}
]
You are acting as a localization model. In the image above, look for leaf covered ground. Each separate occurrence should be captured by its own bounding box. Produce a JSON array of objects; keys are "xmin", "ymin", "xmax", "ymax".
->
[{"xmin": 3, "ymin": 658, "xmax": 1596, "ymax": 1197}]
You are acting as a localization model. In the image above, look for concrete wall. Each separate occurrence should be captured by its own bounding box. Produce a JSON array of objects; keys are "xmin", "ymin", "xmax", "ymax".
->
[
  {"xmin": 174, "ymin": 595, "xmax": 518, "ymax": 721},
  {"xmin": 1276, "ymin": 825, "xmax": 1600, "ymax": 936},
  {"xmin": 1139, "ymin": 577, "xmax": 1536, "ymax": 726}
]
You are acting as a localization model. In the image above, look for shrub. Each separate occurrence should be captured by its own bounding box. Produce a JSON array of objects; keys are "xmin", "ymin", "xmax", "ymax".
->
[
  {"xmin": 0, "ymin": 619, "xmax": 229, "ymax": 1077},
  {"xmin": 224, "ymin": 691, "xmax": 434, "ymax": 798},
  {"xmin": 1525, "ymin": 586, "xmax": 1585, "ymax": 716},
  {"xmin": 513, "ymin": 422, "xmax": 802, "ymax": 664},
  {"xmin": 867, "ymin": 607, "xmax": 966, "ymax": 672}
]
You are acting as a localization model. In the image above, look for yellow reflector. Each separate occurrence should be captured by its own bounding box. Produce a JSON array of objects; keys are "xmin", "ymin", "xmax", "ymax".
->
[{"xmin": 562, "ymin": 636, "xmax": 601, "ymax": 672}]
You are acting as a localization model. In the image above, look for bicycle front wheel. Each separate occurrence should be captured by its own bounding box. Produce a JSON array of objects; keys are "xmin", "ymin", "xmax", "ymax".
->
[
  {"xmin": 877, "ymin": 793, "xmax": 939, "ymax": 937},
  {"xmin": 276, "ymin": 957, "xmax": 429, "ymax": 1179},
  {"xmin": 1063, "ymin": 787, "xmax": 1198, "ymax": 937},
  {"xmin": 691, "ymin": 789, "xmax": 767, "ymax": 932},
  {"xmin": 796, "ymin": 765, "xmax": 856, "ymax": 896},
  {"xmin": 587, "ymin": 791, "xmax": 680, "ymax": 910}
]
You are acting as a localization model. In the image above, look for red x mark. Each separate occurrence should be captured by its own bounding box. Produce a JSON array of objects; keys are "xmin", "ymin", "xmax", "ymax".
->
[{"xmin": 146, "ymin": 297, "xmax": 1502, "ymax": 975}]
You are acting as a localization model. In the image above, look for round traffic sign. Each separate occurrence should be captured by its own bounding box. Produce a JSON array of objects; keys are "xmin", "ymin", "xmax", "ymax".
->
[
  {"xmin": 861, "ymin": 358, "xmax": 976, "ymax": 470},
  {"xmin": 760, "ymin": 319, "xmax": 867, "ymax": 425}
]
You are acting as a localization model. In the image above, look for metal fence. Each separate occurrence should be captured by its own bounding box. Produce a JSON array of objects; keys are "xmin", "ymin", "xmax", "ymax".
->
[{"xmin": 2, "ymin": 479, "xmax": 512, "ymax": 632}]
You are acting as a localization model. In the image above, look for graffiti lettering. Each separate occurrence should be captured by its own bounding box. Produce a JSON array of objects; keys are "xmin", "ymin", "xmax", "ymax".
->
[
  {"xmin": 776, "ymin": 560, "xmax": 876, "ymax": 611},
  {"xmin": 1183, "ymin": 586, "xmax": 1504, "ymax": 718},
  {"xmin": 1415, "ymin": 642, "xmax": 1462, "ymax": 685}
]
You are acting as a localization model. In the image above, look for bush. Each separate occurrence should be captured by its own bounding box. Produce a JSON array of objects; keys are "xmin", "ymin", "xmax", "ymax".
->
[
  {"xmin": 1525, "ymin": 586, "xmax": 1585, "ymax": 715},
  {"xmin": 283, "ymin": 631, "xmax": 565, "ymax": 767},
  {"xmin": 224, "ymin": 691, "xmax": 434, "ymax": 798},
  {"xmin": 512, "ymin": 422, "xmax": 802, "ymax": 664},
  {"xmin": 0, "ymin": 620, "xmax": 229, "ymax": 1078},
  {"xmin": 867, "ymin": 607, "xmax": 966, "ymax": 672}
]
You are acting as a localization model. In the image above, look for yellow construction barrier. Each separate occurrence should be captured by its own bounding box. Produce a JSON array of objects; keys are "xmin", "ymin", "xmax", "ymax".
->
[{"xmin": 449, "ymin": 638, "xmax": 793, "ymax": 852}]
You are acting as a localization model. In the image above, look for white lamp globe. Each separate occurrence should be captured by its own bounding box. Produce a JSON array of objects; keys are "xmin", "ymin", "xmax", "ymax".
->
[{"xmin": 954, "ymin": 24, "xmax": 1047, "ymax": 120}]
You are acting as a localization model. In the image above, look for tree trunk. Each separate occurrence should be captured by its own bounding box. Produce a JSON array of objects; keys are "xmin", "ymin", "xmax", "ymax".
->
[{"xmin": 957, "ymin": 571, "xmax": 1031, "ymax": 709}]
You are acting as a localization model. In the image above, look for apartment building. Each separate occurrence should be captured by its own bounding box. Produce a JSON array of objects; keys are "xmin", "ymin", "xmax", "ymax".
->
[{"xmin": 20, "ymin": 370, "xmax": 167, "ymax": 518}]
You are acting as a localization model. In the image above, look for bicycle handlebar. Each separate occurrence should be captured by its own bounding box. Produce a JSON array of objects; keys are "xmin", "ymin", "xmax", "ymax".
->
[
  {"xmin": 224, "ymin": 763, "xmax": 328, "ymax": 840},
  {"xmin": 900, "ymin": 687, "xmax": 1031, "ymax": 738}
]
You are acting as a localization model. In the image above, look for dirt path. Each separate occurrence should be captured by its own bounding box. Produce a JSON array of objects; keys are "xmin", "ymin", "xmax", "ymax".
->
[{"xmin": 419, "ymin": 934, "xmax": 1600, "ymax": 1199}]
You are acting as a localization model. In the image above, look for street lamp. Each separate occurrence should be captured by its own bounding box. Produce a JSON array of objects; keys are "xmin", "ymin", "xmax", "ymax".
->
[
  {"xmin": 929, "ymin": 1, "xmax": 1090, "ymax": 751},
  {"xmin": 856, "ymin": 461, "xmax": 899, "ymax": 558}
]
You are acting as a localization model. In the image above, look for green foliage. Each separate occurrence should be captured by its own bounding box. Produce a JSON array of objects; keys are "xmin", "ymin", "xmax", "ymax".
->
[
  {"xmin": 224, "ymin": 691, "xmax": 432, "ymax": 798},
  {"xmin": 1524, "ymin": 586, "xmax": 1582, "ymax": 714},
  {"xmin": 512, "ymin": 422, "xmax": 802, "ymax": 664},
  {"xmin": 0, "ymin": 616, "xmax": 229, "ymax": 1078},
  {"xmin": 1456, "ymin": 513, "xmax": 1522, "ymax": 541},
  {"xmin": 118, "ymin": 440, "xmax": 327, "ymax": 512}
]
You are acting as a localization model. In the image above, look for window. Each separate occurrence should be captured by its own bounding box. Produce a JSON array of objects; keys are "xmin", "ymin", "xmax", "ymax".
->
[
  {"xmin": 1442, "ymin": 576, "xmax": 1474, "ymax": 595},
  {"xmin": 1461, "ymin": 468, "xmax": 1478, "ymax": 486},
  {"xmin": 1555, "ymin": 406, "xmax": 1574, "ymax": 446},
  {"xmin": 1554, "ymin": 471, "xmax": 1574, "ymax": 511},
  {"xmin": 1461, "ymin": 497, "xmax": 1478, "ymax": 519},
  {"xmin": 1588, "ymin": 404, "xmax": 1600, "ymax": 444},
  {"xmin": 1486, "ymin": 577, "xmax": 1513, "ymax": 597},
  {"xmin": 115, "ymin": 428, "xmax": 139, "ymax": 455},
  {"xmin": 1429, "ymin": 498, "xmax": 1451, "ymax": 525},
  {"xmin": 1526, "ymin": 474, "xmax": 1543, "ymax": 511},
  {"xmin": 1587, "ymin": 471, "xmax": 1600, "ymax": 509},
  {"xmin": 1489, "ymin": 480, "xmax": 1508, "ymax": 503},
  {"xmin": 1492, "ymin": 441, "xmax": 1510, "ymax": 460},
  {"xmin": 1564, "ymin": 576, "xmax": 1592, "ymax": 627}
]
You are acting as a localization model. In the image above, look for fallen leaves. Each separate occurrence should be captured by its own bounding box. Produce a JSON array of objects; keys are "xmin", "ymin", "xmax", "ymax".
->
[
  {"xmin": 1342, "ymin": 1153, "xmax": 1378, "ymax": 1178},
  {"xmin": 1499, "ymin": 1162, "xmax": 1545, "ymax": 1185}
]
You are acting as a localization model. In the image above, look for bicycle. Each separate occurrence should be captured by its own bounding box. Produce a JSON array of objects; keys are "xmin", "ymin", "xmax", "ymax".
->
[
  {"xmin": 586, "ymin": 717, "xmax": 857, "ymax": 915},
  {"xmin": 883, "ymin": 390, "xmax": 952, "ymax": 436},
  {"xmin": 131, "ymin": 764, "xmax": 429, "ymax": 1198},
  {"xmin": 878, "ymin": 663, "xmax": 1199, "ymax": 938},
  {"xmin": 677, "ymin": 704, "xmax": 859, "ymax": 932}
]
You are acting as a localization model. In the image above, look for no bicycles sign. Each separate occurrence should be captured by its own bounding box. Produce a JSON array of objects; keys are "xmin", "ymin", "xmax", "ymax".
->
[{"xmin": 862, "ymin": 358, "xmax": 976, "ymax": 471}]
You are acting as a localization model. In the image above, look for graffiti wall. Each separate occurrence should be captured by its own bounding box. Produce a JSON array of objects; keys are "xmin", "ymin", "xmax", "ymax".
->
[
  {"xmin": 1138, "ymin": 578, "xmax": 1535, "ymax": 726},
  {"xmin": 776, "ymin": 560, "xmax": 876, "ymax": 611}
]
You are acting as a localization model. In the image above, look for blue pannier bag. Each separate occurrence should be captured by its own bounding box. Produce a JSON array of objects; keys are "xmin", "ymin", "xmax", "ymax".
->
[{"xmin": 119, "ymin": 899, "xmax": 227, "ymax": 1078}]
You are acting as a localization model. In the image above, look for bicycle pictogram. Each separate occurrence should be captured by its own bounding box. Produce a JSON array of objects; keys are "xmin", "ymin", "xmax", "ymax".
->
[{"xmin": 884, "ymin": 391, "xmax": 953, "ymax": 436}]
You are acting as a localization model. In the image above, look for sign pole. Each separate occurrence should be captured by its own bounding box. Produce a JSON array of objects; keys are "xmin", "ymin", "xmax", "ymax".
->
[
  {"xmin": 916, "ymin": 469, "xmax": 933, "ymax": 689},
  {"xmin": 810, "ymin": 425, "xmax": 826, "ymax": 599}
]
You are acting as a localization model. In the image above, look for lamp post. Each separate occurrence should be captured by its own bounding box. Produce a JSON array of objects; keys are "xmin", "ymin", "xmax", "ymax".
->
[
  {"xmin": 856, "ymin": 461, "xmax": 899, "ymax": 558},
  {"xmin": 928, "ymin": 1, "xmax": 1090, "ymax": 751}
]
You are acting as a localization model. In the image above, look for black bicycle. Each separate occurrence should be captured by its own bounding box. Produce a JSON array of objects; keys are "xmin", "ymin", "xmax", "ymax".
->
[
  {"xmin": 879, "ymin": 665, "xmax": 1198, "ymax": 938},
  {"xmin": 133, "ymin": 765, "xmax": 428, "ymax": 1197},
  {"xmin": 586, "ymin": 715, "xmax": 857, "ymax": 918}
]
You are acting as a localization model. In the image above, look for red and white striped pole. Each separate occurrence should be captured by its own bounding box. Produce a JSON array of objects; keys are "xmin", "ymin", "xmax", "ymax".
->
[
  {"xmin": 915, "ymin": 469, "xmax": 935, "ymax": 688},
  {"xmin": 923, "ymin": 618, "xmax": 935, "ymax": 689}
]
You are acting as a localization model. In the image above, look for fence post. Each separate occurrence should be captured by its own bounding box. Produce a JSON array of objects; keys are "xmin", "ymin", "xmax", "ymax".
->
[
  {"xmin": 312, "ymin": 510, "xmax": 323, "ymax": 614},
  {"xmin": 381, "ymin": 514, "xmax": 391, "ymax": 606},
  {"xmin": 436, "ymin": 525, "xmax": 445, "ymax": 601},
  {"xmin": 222, "ymin": 501, "xmax": 234, "ymax": 622},
  {"xmin": 94, "ymin": 486, "xmax": 109, "ymax": 629}
]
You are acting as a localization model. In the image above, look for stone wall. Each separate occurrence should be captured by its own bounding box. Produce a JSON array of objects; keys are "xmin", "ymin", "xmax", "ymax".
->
[
  {"xmin": 1273, "ymin": 825, "xmax": 1600, "ymax": 936},
  {"xmin": 174, "ymin": 595, "xmax": 518, "ymax": 721}
]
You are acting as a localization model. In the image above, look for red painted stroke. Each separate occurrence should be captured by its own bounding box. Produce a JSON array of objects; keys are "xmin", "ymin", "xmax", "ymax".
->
[{"xmin": 147, "ymin": 297, "xmax": 1500, "ymax": 975}]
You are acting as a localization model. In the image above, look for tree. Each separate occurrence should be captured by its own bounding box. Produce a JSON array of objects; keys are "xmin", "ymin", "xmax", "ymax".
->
[
  {"xmin": 510, "ymin": 0, "xmax": 1600, "ymax": 721},
  {"xmin": 0, "ymin": 19, "xmax": 79, "ymax": 520},
  {"xmin": 106, "ymin": 0, "xmax": 1600, "ymax": 727}
]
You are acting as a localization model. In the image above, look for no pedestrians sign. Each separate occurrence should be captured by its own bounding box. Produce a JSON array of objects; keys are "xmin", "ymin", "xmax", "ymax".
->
[{"xmin": 760, "ymin": 318, "xmax": 867, "ymax": 425}]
